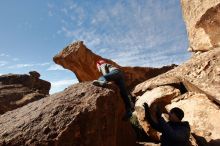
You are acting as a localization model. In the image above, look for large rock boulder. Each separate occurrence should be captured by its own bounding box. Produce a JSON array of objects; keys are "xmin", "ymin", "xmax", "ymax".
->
[
  {"xmin": 53, "ymin": 41, "xmax": 175, "ymax": 90},
  {"xmin": 132, "ymin": 48, "xmax": 220, "ymax": 144},
  {"xmin": 133, "ymin": 48, "xmax": 220, "ymax": 104},
  {"xmin": 0, "ymin": 82, "xmax": 136, "ymax": 146},
  {"xmin": 0, "ymin": 71, "xmax": 51, "ymax": 115},
  {"xmin": 181, "ymin": 0, "xmax": 220, "ymax": 52},
  {"xmin": 131, "ymin": 1, "xmax": 220, "ymax": 144},
  {"xmin": 134, "ymin": 85, "xmax": 181, "ymax": 141}
]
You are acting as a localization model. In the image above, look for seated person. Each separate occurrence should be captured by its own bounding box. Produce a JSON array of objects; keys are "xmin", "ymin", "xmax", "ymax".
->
[{"xmin": 93, "ymin": 59, "xmax": 132, "ymax": 120}]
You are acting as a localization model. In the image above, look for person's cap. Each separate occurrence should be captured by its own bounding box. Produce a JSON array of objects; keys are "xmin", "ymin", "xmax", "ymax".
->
[
  {"xmin": 170, "ymin": 107, "xmax": 184, "ymax": 120},
  {"xmin": 96, "ymin": 59, "xmax": 106, "ymax": 66}
]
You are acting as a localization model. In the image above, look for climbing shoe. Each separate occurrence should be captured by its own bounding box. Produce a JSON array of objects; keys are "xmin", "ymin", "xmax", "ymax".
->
[{"xmin": 92, "ymin": 80, "xmax": 107, "ymax": 87}]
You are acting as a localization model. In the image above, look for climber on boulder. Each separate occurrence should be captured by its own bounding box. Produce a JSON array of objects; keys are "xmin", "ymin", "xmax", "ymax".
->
[
  {"xmin": 93, "ymin": 59, "xmax": 133, "ymax": 120},
  {"xmin": 143, "ymin": 103, "xmax": 191, "ymax": 146}
]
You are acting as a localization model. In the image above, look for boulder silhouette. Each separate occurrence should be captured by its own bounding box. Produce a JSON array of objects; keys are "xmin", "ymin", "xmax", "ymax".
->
[{"xmin": 0, "ymin": 71, "xmax": 51, "ymax": 115}]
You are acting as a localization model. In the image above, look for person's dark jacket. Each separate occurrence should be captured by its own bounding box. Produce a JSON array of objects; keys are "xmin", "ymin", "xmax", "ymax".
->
[{"xmin": 145, "ymin": 109, "xmax": 191, "ymax": 146}]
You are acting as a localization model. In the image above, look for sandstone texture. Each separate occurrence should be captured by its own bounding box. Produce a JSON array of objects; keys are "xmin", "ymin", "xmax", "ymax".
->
[
  {"xmin": 134, "ymin": 85, "xmax": 181, "ymax": 141},
  {"xmin": 132, "ymin": 1, "xmax": 220, "ymax": 144},
  {"xmin": 53, "ymin": 41, "xmax": 175, "ymax": 90},
  {"xmin": 0, "ymin": 82, "xmax": 136, "ymax": 146},
  {"xmin": 52, "ymin": 43, "xmax": 220, "ymax": 145},
  {"xmin": 181, "ymin": 0, "xmax": 220, "ymax": 52},
  {"xmin": 133, "ymin": 48, "xmax": 220, "ymax": 104},
  {"xmin": 0, "ymin": 71, "xmax": 51, "ymax": 115}
]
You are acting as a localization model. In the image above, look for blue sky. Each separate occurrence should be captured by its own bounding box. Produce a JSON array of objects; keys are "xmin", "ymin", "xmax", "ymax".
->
[{"xmin": 0, "ymin": 0, "xmax": 190, "ymax": 94}]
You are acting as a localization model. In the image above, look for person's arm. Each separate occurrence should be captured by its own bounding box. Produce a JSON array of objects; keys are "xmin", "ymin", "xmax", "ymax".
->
[
  {"xmin": 158, "ymin": 118, "xmax": 190, "ymax": 141},
  {"xmin": 143, "ymin": 103, "xmax": 162, "ymax": 132}
]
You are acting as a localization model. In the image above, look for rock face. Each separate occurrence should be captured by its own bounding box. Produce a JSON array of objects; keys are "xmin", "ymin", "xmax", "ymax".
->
[
  {"xmin": 134, "ymin": 85, "xmax": 181, "ymax": 141},
  {"xmin": 131, "ymin": 1, "xmax": 220, "ymax": 144},
  {"xmin": 134, "ymin": 48, "xmax": 220, "ymax": 104},
  {"xmin": 132, "ymin": 48, "xmax": 220, "ymax": 145},
  {"xmin": 0, "ymin": 82, "xmax": 135, "ymax": 146},
  {"xmin": 0, "ymin": 71, "xmax": 51, "ymax": 114},
  {"xmin": 53, "ymin": 41, "xmax": 175, "ymax": 90},
  {"xmin": 181, "ymin": 0, "xmax": 220, "ymax": 52}
]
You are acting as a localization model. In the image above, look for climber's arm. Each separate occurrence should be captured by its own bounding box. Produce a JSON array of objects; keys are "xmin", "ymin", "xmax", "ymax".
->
[{"xmin": 143, "ymin": 103, "xmax": 162, "ymax": 132}]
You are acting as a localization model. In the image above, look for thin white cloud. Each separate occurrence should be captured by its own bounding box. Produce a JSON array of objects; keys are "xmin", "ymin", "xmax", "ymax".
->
[
  {"xmin": 48, "ymin": 11, "xmax": 53, "ymax": 17},
  {"xmin": 7, "ymin": 62, "xmax": 51, "ymax": 69},
  {"xmin": 12, "ymin": 58, "xmax": 19, "ymax": 61},
  {"xmin": 61, "ymin": 8, "xmax": 68, "ymax": 15},
  {"xmin": 47, "ymin": 2, "xmax": 55, "ymax": 17},
  {"xmin": 8, "ymin": 64, "xmax": 34, "ymax": 68},
  {"xmin": 66, "ymin": 1, "xmax": 85, "ymax": 26},
  {"xmin": 113, "ymin": 34, "xmax": 190, "ymax": 67},
  {"xmin": 37, "ymin": 62, "xmax": 50, "ymax": 66},
  {"xmin": 91, "ymin": 10, "xmax": 109, "ymax": 24},
  {"xmin": 47, "ymin": 64, "xmax": 65, "ymax": 71},
  {"xmin": 51, "ymin": 79, "xmax": 77, "ymax": 87},
  {"xmin": 98, "ymin": 48, "xmax": 108, "ymax": 54},
  {"xmin": 50, "ymin": 79, "xmax": 78, "ymax": 94},
  {"xmin": 55, "ymin": 0, "xmax": 189, "ymax": 67},
  {"xmin": 0, "ymin": 61, "xmax": 8, "ymax": 67},
  {"xmin": 47, "ymin": 3, "xmax": 54, "ymax": 9},
  {"xmin": 0, "ymin": 53, "xmax": 9, "ymax": 57}
]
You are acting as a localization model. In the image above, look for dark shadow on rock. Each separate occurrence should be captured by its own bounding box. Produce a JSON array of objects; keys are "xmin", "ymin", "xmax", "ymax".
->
[
  {"xmin": 192, "ymin": 133, "xmax": 220, "ymax": 146},
  {"xmin": 129, "ymin": 114, "xmax": 158, "ymax": 143}
]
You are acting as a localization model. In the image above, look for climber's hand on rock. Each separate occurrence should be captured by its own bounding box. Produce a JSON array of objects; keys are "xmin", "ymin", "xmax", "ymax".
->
[{"xmin": 143, "ymin": 103, "xmax": 149, "ymax": 112}]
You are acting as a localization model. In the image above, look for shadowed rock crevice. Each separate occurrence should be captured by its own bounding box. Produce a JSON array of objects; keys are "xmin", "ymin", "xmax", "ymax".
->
[
  {"xmin": 168, "ymin": 82, "xmax": 188, "ymax": 94},
  {"xmin": 192, "ymin": 133, "xmax": 220, "ymax": 146},
  {"xmin": 181, "ymin": 78, "xmax": 220, "ymax": 105}
]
